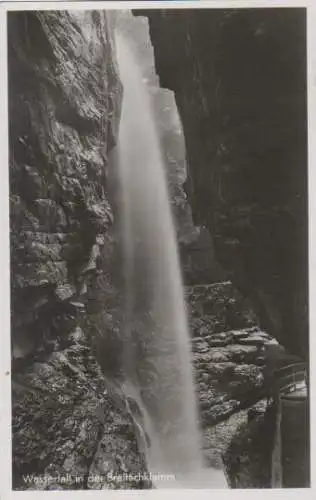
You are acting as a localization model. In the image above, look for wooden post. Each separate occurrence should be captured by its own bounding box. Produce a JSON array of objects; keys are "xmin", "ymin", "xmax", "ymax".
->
[
  {"xmin": 280, "ymin": 394, "xmax": 309, "ymax": 487},
  {"xmin": 271, "ymin": 394, "xmax": 282, "ymax": 487}
]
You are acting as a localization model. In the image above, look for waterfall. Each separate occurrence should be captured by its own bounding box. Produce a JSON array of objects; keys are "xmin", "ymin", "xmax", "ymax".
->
[{"xmin": 115, "ymin": 33, "xmax": 227, "ymax": 489}]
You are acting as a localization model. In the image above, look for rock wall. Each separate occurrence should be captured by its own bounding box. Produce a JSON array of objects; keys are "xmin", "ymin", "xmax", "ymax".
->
[
  {"xmin": 9, "ymin": 11, "xmax": 149, "ymax": 489},
  {"xmin": 186, "ymin": 282, "xmax": 296, "ymax": 427},
  {"xmin": 139, "ymin": 8, "xmax": 308, "ymax": 359}
]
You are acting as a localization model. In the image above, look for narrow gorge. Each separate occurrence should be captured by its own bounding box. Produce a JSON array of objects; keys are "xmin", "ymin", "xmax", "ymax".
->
[{"xmin": 9, "ymin": 7, "xmax": 309, "ymax": 490}]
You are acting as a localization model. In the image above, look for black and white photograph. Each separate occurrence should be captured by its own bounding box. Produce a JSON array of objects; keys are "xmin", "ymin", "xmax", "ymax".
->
[{"xmin": 2, "ymin": 0, "xmax": 311, "ymax": 492}]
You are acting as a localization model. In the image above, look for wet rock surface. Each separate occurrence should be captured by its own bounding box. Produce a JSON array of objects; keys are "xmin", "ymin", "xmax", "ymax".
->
[{"xmin": 12, "ymin": 328, "xmax": 149, "ymax": 490}]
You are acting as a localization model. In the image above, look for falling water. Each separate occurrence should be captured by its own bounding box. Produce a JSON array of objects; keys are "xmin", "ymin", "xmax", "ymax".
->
[{"xmin": 115, "ymin": 33, "xmax": 227, "ymax": 489}]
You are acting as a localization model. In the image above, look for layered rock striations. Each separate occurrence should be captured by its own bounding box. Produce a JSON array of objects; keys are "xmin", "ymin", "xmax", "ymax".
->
[
  {"xmin": 139, "ymin": 8, "xmax": 308, "ymax": 359},
  {"xmin": 9, "ymin": 11, "xmax": 149, "ymax": 489},
  {"xmin": 186, "ymin": 282, "xmax": 283, "ymax": 434}
]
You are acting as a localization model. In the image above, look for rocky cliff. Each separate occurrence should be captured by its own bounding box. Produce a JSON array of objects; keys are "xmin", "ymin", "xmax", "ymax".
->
[
  {"xmin": 9, "ymin": 11, "xmax": 150, "ymax": 490},
  {"xmin": 139, "ymin": 8, "xmax": 308, "ymax": 359}
]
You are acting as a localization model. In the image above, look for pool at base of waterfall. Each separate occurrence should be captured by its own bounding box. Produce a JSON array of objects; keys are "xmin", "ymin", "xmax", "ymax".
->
[{"xmin": 152, "ymin": 466, "xmax": 228, "ymax": 489}]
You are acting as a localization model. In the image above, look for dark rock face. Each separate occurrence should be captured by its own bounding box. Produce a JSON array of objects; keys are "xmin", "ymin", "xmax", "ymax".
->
[
  {"xmin": 9, "ymin": 11, "xmax": 149, "ymax": 489},
  {"xmin": 139, "ymin": 8, "xmax": 308, "ymax": 359},
  {"xmin": 180, "ymin": 227, "xmax": 227, "ymax": 285}
]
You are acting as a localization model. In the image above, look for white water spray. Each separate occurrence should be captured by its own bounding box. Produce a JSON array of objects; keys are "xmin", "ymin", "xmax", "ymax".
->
[{"xmin": 116, "ymin": 33, "xmax": 228, "ymax": 489}]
